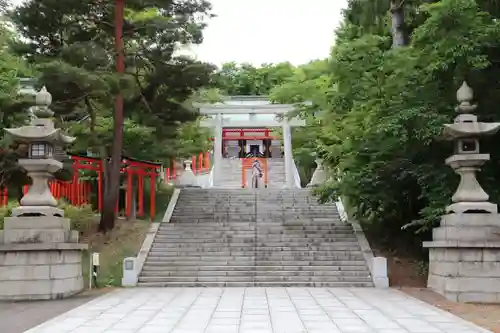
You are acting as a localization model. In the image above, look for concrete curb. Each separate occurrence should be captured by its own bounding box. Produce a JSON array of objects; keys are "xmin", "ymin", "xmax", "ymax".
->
[
  {"xmin": 135, "ymin": 188, "xmax": 181, "ymax": 278},
  {"xmin": 350, "ymin": 219, "xmax": 378, "ymax": 286},
  {"xmin": 162, "ymin": 188, "xmax": 181, "ymax": 223}
]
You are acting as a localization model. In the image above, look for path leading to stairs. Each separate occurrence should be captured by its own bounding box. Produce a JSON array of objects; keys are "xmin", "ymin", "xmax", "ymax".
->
[{"xmin": 24, "ymin": 287, "xmax": 491, "ymax": 333}]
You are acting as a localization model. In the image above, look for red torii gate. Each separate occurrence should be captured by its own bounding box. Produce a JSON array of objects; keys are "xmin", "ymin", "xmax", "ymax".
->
[{"xmin": 68, "ymin": 154, "xmax": 161, "ymax": 220}]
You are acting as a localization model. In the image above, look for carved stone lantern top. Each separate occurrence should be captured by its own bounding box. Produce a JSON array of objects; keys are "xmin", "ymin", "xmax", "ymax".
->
[
  {"xmin": 4, "ymin": 86, "xmax": 75, "ymax": 146},
  {"xmin": 444, "ymin": 81, "xmax": 500, "ymax": 139}
]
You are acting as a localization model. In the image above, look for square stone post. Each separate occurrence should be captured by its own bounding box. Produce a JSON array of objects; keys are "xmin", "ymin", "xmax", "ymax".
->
[
  {"xmin": 213, "ymin": 113, "xmax": 223, "ymax": 185},
  {"xmin": 282, "ymin": 117, "xmax": 295, "ymax": 188}
]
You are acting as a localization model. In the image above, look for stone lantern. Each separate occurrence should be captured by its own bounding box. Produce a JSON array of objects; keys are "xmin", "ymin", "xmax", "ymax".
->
[
  {"xmin": 177, "ymin": 160, "xmax": 199, "ymax": 187},
  {"xmin": 443, "ymin": 81, "xmax": 500, "ymax": 213},
  {"xmin": 4, "ymin": 87, "xmax": 75, "ymax": 214},
  {"xmin": 0, "ymin": 87, "xmax": 87, "ymax": 300},
  {"xmin": 307, "ymin": 153, "xmax": 327, "ymax": 187},
  {"xmin": 423, "ymin": 81, "xmax": 500, "ymax": 303}
]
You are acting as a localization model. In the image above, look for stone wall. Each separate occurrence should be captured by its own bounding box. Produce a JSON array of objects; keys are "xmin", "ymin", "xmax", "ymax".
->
[
  {"xmin": 427, "ymin": 246, "xmax": 500, "ymax": 303},
  {"xmin": 0, "ymin": 246, "xmax": 84, "ymax": 300}
]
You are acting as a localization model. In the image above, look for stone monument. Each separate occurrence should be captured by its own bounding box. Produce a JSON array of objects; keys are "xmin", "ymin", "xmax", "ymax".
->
[
  {"xmin": 0, "ymin": 87, "xmax": 88, "ymax": 300},
  {"xmin": 307, "ymin": 157, "xmax": 327, "ymax": 187},
  {"xmin": 176, "ymin": 160, "xmax": 199, "ymax": 187},
  {"xmin": 423, "ymin": 81, "xmax": 500, "ymax": 303}
]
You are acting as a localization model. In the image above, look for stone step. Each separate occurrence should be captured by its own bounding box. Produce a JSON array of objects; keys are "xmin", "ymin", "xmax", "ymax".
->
[
  {"xmin": 151, "ymin": 244, "xmax": 360, "ymax": 250},
  {"xmin": 150, "ymin": 247, "xmax": 361, "ymax": 253},
  {"xmin": 146, "ymin": 255, "xmax": 365, "ymax": 261},
  {"xmin": 158, "ymin": 223, "xmax": 349, "ymax": 228},
  {"xmin": 136, "ymin": 281, "xmax": 373, "ymax": 287},
  {"xmin": 141, "ymin": 265, "xmax": 368, "ymax": 272},
  {"xmin": 151, "ymin": 239, "xmax": 360, "ymax": 246},
  {"xmin": 140, "ymin": 270, "xmax": 370, "ymax": 277},
  {"xmin": 138, "ymin": 276, "xmax": 372, "ymax": 283},
  {"xmin": 151, "ymin": 240, "xmax": 358, "ymax": 246},
  {"xmin": 151, "ymin": 241, "xmax": 358, "ymax": 246},
  {"xmin": 143, "ymin": 259, "xmax": 367, "ymax": 266},
  {"xmin": 150, "ymin": 249, "xmax": 362, "ymax": 254},
  {"xmin": 154, "ymin": 232, "xmax": 356, "ymax": 237},
  {"xmin": 158, "ymin": 231, "xmax": 347, "ymax": 235},
  {"xmin": 156, "ymin": 230, "xmax": 352, "ymax": 234}
]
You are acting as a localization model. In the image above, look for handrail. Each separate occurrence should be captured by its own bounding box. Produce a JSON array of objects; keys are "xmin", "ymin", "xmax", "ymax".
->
[
  {"xmin": 207, "ymin": 166, "xmax": 214, "ymax": 188},
  {"xmin": 241, "ymin": 158, "xmax": 268, "ymax": 188},
  {"xmin": 292, "ymin": 161, "xmax": 302, "ymax": 188}
]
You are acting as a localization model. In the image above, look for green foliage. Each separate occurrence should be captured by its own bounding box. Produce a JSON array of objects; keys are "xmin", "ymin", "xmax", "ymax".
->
[
  {"xmin": 214, "ymin": 62, "xmax": 295, "ymax": 96},
  {"xmin": 0, "ymin": 23, "xmax": 34, "ymax": 191},
  {"xmin": 57, "ymin": 200, "xmax": 96, "ymax": 232},
  {"xmin": 269, "ymin": 60, "xmax": 334, "ymax": 184},
  {"xmin": 0, "ymin": 201, "xmax": 18, "ymax": 230},
  {"xmin": 9, "ymin": 0, "xmax": 216, "ymax": 162},
  {"xmin": 313, "ymin": 0, "xmax": 500, "ymax": 252}
]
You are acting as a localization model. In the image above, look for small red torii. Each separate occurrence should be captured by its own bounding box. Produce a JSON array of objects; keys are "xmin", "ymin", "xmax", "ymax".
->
[{"xmin": 69, "ymin": 154, "xmax": 161, "ymax": 220}]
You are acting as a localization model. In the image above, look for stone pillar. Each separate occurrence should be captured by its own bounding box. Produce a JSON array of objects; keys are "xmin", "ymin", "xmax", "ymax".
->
[
  {"xmin": 307, "ymin": 158, "xmax": 327, "ymax": 187},
  {"xmin": 423, "ymin": 81, "xmax": 500, "ymax": 303},
  {"xmin": 213, "ymin": 113, "xmax": 223, "ymax": 185},
  {"xmin": 282, "ymin": 117, "xmax": 295, "ymax": 188}
]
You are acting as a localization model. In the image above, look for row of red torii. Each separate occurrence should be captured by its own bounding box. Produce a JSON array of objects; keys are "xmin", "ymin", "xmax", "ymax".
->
[{"xmin": 0, "ymin": 152, "xmax": 211, "ymax": 220}]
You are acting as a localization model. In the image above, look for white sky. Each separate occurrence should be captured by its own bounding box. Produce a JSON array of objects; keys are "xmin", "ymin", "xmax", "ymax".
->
[{"xmin": 11, "ymin": 0, "xmax": 347, "ymax": 67}]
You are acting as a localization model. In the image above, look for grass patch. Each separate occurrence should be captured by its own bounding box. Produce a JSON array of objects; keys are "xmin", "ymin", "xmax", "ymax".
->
[{"xmin": 81, "ymin": 218, "xmax": 150, "ymax": 288}]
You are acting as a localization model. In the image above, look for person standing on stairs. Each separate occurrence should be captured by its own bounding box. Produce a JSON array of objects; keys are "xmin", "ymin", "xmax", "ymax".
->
[{"xmin": 251, "ymin": 159, "xmax": 263, "ymax": 188}]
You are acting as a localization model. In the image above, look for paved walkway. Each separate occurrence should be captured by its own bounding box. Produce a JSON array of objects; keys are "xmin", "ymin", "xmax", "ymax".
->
[{"xmin": 25, "ymin": 288, "xmax": 491, "ymax": 333}]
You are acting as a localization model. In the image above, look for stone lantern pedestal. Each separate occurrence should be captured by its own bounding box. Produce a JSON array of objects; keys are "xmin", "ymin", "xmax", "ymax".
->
[
  {"xmin": 423, "ymin": 82, "xmax": 500, "ymax": 303},
  {"xmin": 176, "ymin": 160, "xmax": 200, "ymax": 187},
  {"xmin": 0, "ymin": 87, "xmax": 87, "ymax": 300},
  {"xmin": 307, "ymin": 158, "xmax": 327, "ymax": 187}
]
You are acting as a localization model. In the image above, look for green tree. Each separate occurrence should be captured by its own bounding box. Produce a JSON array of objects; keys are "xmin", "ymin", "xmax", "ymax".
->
[
  {"xmin": 316, "ymin": 0, "xmax": 500, "ymax": 252},
  {"xmin": 0, "ymin": 23, "xmax": 33, "ymax": 195},
  {"xmin": 11, "ymin": 0, "xmax": 215, "ymax": 231},
  {"xmin": 269, "ymin": 60, "xmax": 333, "ymax": 184},
  {"xmin": 214, "ymin": 62, "xmax": 295, "ymax": 96}
]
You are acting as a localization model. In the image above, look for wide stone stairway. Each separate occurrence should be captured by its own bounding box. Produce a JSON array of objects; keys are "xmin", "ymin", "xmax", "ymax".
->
[{"xmin": 138, "ymin": 188, "xmax": 373, "ymax": 287}]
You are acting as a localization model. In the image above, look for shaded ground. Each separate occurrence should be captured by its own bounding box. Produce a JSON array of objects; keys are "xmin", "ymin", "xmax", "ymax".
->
[
  {"xmin": 81, "ymin": 218, "xmax": 150, "ymax": 287},
  {"xmin": 370, "ymin": 243, "xmax": 500, "ymax": 332},
  {"xmin": 0, "ymin": 289, "xmax": 111, "ymax": 333},
  {"xmin": 402, "ymin": 287, "xmax": 500, "ymax": 333}
]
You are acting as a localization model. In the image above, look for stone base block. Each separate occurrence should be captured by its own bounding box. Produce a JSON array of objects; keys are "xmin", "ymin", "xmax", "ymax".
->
[
  {"xmin": 0, "ymin": 243, "xmax": 87, "ymax": 300},
  {"xmin": 3, "ymin": 216, "xmax": 70, "ymax": 230},
  {"xmin": 12, "ymin": 206, "xmax": 64, "ymax": 217},
  {"xmin": 1, "ymin": 216, "xmax": 77, "ymax": 244},
  {"xmin": 2, "ymin": 229, "xmax": 78, "ymax": 244},
  {"xmin": 446, "ymin": 201, "xmax": 497, "ymax": 214},
  {"xmin": 425, "ymin": 244, "xmax": 500, "ymax": 303}
]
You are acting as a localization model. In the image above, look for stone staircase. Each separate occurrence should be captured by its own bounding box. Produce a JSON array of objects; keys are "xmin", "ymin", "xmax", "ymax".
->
[
  {"xmin": 215, "ymin": 158, "xmax": 286, "ymax": 188},
  {"xmin": 138, "ymin": 188, "xmax": 373, "ymax": 287},
  {"xmin": 215, "ymin": 158, "xmax": 242, "ymax": 188}
]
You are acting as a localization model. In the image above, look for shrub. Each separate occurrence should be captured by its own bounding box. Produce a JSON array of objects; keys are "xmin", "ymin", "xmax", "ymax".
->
[
  {"xmin": 0, "ymin": 201, "xmax": 20, "ymax": 229},
  {"xmin": 58, "ymin": 200, "xmax": 96, "ymax": 232},
  {"xmin": 0, "ymin": 200, "xmax": 96, "ymax": 232}
]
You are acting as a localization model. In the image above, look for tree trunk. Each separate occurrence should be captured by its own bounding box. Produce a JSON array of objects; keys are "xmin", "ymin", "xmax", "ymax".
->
[
  {"xmin": 390, "ymin": 0, "xmax": 407, "ymax": 48},
  {"xmin": 99, "ymin": 0, "xmax": 125, "ymax": 233}
]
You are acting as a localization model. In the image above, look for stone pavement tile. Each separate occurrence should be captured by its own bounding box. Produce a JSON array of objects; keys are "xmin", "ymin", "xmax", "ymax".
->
[
  {"xmin": 205, "ymin": 325, "xmax": 239, "ymax": 333},
  {"xmin": 22, "ymin": 287, "xmax": 495, "ymax": 333}
]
